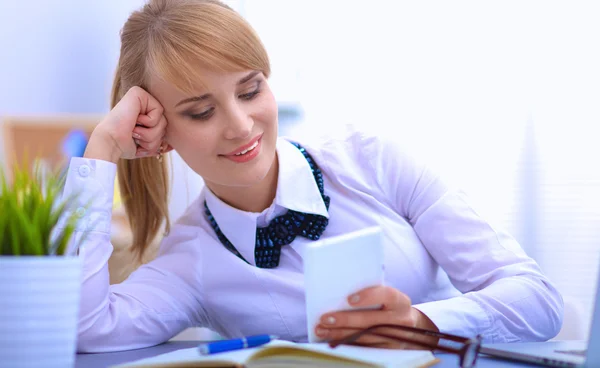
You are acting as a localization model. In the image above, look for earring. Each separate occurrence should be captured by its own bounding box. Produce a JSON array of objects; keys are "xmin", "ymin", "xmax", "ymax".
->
[{"xmin": 156, "ymin": 145, "xmax": 164, "ymax": 163}]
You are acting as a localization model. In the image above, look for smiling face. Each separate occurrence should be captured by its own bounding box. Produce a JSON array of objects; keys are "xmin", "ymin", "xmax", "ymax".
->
[{"xmin": 148, "ymin": 68, "xmax": 279, "ymax": 192}]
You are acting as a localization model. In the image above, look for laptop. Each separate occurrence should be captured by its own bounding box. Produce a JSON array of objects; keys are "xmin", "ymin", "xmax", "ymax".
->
[{"xmin": 480, "ymin": 268, "xmax": 600, "ymax": 367}]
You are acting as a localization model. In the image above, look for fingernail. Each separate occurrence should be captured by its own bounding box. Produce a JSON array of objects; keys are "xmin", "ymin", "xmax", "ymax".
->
[
  {"xmin": 316, "ymin": 327, "xmax": 328, "ymax": 337},
  {"xmin": 133, "ymin": 133, "xmax": 141, "ymax": 139},
  {"xmin": 349, "ymin": 294, "xmax": 360, "ymax": 304},
  {"xmin": 324, "ymin": 316, "xmax": 336, "ymax": 325}
]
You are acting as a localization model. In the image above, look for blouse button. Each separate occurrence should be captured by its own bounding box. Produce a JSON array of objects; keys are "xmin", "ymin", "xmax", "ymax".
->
[
  {"xmin": 78, "ymin": 165, "xmax": 91, "ymax": 177},
  {"xmin": 75, "ymin": 207, "xmax": 86, "ymax": 218}
]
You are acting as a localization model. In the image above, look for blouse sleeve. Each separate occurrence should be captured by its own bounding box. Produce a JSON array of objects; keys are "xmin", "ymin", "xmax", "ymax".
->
[
  {"xmin": 59, "ymin": 157, "xmax": 209, "ymax": 352},
  {"xmin": 366, "ymin": 134, "xmax": 563, "ymax": 343}
]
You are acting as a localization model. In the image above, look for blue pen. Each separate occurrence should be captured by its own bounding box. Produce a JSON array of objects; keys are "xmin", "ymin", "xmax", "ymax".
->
[{"xmin": 197, "ymin": 334, "xmax": 278, "ymax": 355}]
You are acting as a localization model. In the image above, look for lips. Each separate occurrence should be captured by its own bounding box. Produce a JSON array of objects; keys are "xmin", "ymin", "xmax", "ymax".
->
[
  {"xmin": 221, "ymin": 134, "xmax": 263, "ymax": 163},
  {"xmin": 224, "ymin": 134, "xmax": 263, "ymax": 156}
]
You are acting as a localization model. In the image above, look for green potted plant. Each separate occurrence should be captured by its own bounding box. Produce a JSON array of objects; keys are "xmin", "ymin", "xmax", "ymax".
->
[{"xmin": 0, "ymin": 161, "xmax": 84, "ymax": 368}]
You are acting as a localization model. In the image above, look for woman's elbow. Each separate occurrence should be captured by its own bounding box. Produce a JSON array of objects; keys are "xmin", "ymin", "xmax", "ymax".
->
[
  {"xmin": 75, "ymin": 309, "xmax": 165, "ymax": 353},
  {"xmin": 76, "ymin": 328, "xmax": 164, "ymax": 353}
]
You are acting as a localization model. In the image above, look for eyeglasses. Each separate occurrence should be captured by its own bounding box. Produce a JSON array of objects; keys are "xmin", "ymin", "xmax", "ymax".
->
[{"xmin": 327, "ymin": 324, "xmax": 482, "ymax": 368}]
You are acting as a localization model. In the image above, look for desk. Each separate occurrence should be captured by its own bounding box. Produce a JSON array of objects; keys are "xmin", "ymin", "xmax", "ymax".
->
[{"xmin": 75, "ymin": 340, "xmax": 552, "ymax": 368}]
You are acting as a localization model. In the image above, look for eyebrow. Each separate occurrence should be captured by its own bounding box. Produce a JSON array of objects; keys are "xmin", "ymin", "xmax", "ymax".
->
[{"xmin": 175, "ymin": 71, "xmax": 261, "ymax": 107}]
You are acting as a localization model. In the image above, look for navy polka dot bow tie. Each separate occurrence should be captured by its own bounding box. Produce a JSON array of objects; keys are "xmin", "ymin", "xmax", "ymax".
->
[{"xmin": 204, "ymin": 142, "xmax": 330, "ymax": 268}]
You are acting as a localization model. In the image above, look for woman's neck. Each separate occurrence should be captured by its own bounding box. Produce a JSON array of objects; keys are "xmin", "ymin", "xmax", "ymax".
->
[{"xmin": 206, "ymin": 154, "xmax": 279, "ymax": 213}]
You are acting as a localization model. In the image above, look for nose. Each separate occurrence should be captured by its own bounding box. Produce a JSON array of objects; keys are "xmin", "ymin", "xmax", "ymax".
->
[{"xmin": 223, "ymin": 102, "xmax": 253, "ymax": 140}]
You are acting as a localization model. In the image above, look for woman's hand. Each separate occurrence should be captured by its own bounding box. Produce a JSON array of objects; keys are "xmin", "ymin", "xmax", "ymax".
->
[
  {"xmin": 315, "ymin": 285, "xmax": 439, "ymax": 349},
  {"xmin": 84, "ymin": 86, "xmax": 171, "ymax": 163}
]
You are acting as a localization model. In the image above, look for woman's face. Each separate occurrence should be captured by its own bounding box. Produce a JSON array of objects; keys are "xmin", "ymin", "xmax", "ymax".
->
[{"xmin": 149, "ymin": 68, "xmax": 279, "ymax": 191}]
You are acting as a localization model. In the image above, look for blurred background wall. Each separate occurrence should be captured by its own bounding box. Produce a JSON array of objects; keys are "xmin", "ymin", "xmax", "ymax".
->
[{"xmin": 0, "ymin": 0, "xmax": 599, "ymax": 339}]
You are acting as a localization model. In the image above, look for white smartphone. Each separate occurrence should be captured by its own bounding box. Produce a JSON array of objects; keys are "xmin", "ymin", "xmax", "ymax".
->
[{"xmin": 304, "ymin": 226, "xmax": 385, "ymax": 343}]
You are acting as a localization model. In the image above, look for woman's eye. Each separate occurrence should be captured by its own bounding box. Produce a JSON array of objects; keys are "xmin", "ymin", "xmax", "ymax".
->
[
  {"xmin": 239, "ymin": 81, "xmax": 262, "ymax": 101},
  {"xmin": 189, "ymin": 108, "xmax": 214, "ymax": 120},
  {"xmin": 239, "ymin": 89, "xmax": 260, "ymax": 101}
]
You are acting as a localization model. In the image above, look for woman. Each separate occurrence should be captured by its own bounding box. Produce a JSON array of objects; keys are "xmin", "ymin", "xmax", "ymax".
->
[{"xmin": 67, "ymin": 0, "xmax": 563, "ymax": 352}]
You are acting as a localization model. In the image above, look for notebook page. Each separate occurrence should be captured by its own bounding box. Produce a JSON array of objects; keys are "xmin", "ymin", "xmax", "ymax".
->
[
  {"xmin": 113, "ymin": 341, "xmax": 435, "ymax": 368},
  {"xmin": 291, "ymin": 343, "xmax": 436, "ymax": 368},
  {"xmin": 113, "ymin": 340, "xmax": 296, "ymax": 368}
]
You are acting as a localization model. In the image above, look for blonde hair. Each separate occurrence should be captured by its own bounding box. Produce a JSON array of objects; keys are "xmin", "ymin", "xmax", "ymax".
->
[{"xmin": 113, "ymin": 0, "xmax": 271, "ymax": 261}]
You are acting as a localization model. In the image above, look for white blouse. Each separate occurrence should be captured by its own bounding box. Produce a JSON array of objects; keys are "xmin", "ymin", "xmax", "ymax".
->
[{"xmin": 62, "ymin": 127, "xmax": 563, "ymax": 352}]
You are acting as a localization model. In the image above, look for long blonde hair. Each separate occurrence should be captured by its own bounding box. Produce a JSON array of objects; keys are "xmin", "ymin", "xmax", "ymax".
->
[{"xmin": 113, "ymin": 0, "xmax": 271, "ymax": 260}]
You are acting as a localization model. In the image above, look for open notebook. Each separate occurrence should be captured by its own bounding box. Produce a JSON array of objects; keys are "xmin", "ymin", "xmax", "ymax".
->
[{"xmin": 114, "ymin": 340, "xmax": 439, "ymax": 368}]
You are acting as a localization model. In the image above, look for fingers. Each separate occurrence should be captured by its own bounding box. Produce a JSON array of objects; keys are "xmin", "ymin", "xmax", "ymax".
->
[
  {"xmin": 349, "ymin": 285, "xmax": 411, "ymax": 312},
  {"xmin": 137, "ymin": 112, "xmax": 161, "ymax": 128},
  {"xmin": 318, "ymin": 287, "xmax": 413, "ymax": 334},
  {"xmin": 131, "ymin": 87, "xmax": 164, "ymax": 128},
  {"xmin": 132, "ymin": 127, "xmax": 164, "ymax": 150},
  {"xmin": 133, "ymin": 136, "xmax": 163, "ymax": 156},
  {"xmin": 318, "ymin": 326, "xmax": 425, "ymax": 350},
  {"xmin": 132, "ymin": 114, "xmax": 168, "ymax": 155},
  {"xmin": 97, "ymin": 86, "xmax": 169, "ymax": 160},
  {"xmin": 320, "ymin": 309, "xmax": 413, "ymax": 331},
  {"xmin": 315, "ymin": 286, "xmax": 427, "ymax": 350}
]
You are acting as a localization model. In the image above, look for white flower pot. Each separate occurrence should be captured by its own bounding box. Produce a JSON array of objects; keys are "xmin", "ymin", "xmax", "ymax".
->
[{"xmin": 0, "ymin": 256, "xmax": 81, "ymax": 368}]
